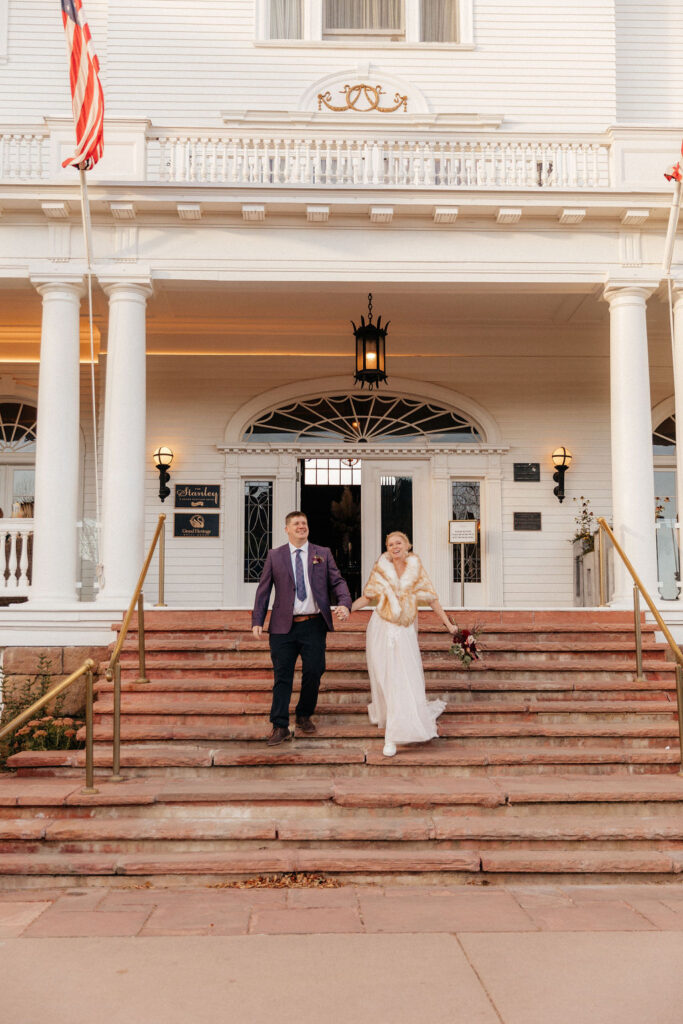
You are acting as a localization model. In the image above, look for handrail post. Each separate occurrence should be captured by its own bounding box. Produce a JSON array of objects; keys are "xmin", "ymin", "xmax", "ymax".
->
[
  {"xmin": 676, "ymin": 665, "xmax": 683, "ymax": 776},
  {"xmin": 81, "ymin": 666, "xmax": 98, "ymax": 795},
  {"xmin": 598, "ymin": 527, "xmax": 606, "ymax": 606},
  {"xmin": 633, "ymin": 584, "xmax": 645, "ymax": 683},
  {"xmin": 155, "ymin": 518, "xmax": 166, "ymax": 607},
  {"xmin": 110, "ymin": 661, "xmax": 123, "ymax": 782},
  {"xmin": 136, "ymin": 592, "xmax": 149, "ymax": 684}
]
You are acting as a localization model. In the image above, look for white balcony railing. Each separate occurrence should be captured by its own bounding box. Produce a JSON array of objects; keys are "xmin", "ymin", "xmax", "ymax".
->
[
  {"xmin": 0, "ymin": 122, "xmax": 611, "ymax": 190},
  {"xmin": 2, "ymin": 520, "xmax": 34, "ymax": 596},
  {"xmin": 149, "ymin": 133, "xmax": 610, "ymax": 190},
  {"xmin": 0, "ymin": 131, "xmax": 48, "ymax": 180}
]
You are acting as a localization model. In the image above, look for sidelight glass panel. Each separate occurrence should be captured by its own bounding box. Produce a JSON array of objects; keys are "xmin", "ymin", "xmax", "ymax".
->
[
  {"xmin": 452, "ymin": 480, "xmax": 481, "ymax": 583},
  {"xmin": 655, "ymin": 470, "xmax": 680, "ymax": 600},
  {"xmin": 380, "ymin": 475, "xmax": 413, "ymax": 548},
  {"xmin": 244, "ymin": 480, "xmax": 273, "ymax": 583}
]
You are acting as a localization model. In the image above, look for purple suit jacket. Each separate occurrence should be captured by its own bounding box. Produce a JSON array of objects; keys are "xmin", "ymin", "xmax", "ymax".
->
[{"xmin": 251, "ymin": 543, "xmax": 352, "ymax": 634}]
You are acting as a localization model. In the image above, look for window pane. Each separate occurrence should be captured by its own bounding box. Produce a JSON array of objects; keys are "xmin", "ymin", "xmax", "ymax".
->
[
  {"xmin": 270, "ymin": 0, "xmax": 302, "ymax": 38},
  {"xmin": 421, "ymin": 0, "xmax": 458, "ymax": 41},
  {"xmin": 452, "ymin": 480, "xmax": 481, "ymax": 583},
  {"xmin": 12, "ymin": 469, "xmax": 35, "ymax": 518},
  {"xmin": 244, "ymin": 481, "xmax": 273, "ymax": 583},
  {"xmin": 381, "ymin": 476, "xmax": 413, "ymax": 549},
  {"xmin": 324, "ymin": 0, "xmax": 404, "ymax": 30}
]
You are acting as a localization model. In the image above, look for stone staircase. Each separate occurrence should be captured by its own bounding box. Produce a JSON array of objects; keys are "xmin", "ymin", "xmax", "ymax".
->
[{"xmin": 3, "ymin": 609, "xmax": 683, "ymax": 887}]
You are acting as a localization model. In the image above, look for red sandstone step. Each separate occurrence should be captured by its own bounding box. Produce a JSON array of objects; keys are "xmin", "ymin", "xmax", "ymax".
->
[
  {"xmin": 6, "ymin": 813, "xmax": 683, "ymax": 846},
  {"xmin": 9, "ymin": 741, "xmax": 680, "ymax": 776},
  {"xmin": 0, "ymin": 848, "xmax": 483, "ymax": 877},
  {"xmin": 479, "ymin": 849, "xmax": 677, "ymax": 874},
  {"xmin": 4, "ymin": 847, "xmax": 682, "ymax": 879},
  {"xmin": 6, "ymin": 773, "xmax": 683, "ymax": 812},
  {"xmin": 117, "ymin": 637, "xmax": 664, "ymax": 656},
  {"xmin": 87, "ymin": 719, "xmax": 682, "ymax": 744},
  {"xmin": 90, "ymin": 693, "xmax": 678, "ymax": 718},
  {"xmin": 432, "ymin": 815, "xmax": 683, "ymax": 842},
  {"xmin": 97, "ymin": 676, "xmax": 676, "ymax": 697},
  {"xmin": 117, "ymin": 652, "xmax": 674, "ymax": 673}
]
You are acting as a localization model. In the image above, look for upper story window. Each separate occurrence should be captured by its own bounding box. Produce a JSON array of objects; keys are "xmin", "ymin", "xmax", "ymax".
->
[
  {"xmin": 266, "ymin": 0, "xmax": 470, "ymax": 44},
  {"xmin": 324, "ymin": 0, "xmax": 406, "ymax": 42}
]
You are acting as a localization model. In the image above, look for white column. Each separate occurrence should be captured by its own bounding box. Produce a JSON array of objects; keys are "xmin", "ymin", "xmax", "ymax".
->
[
  {"xmin": 604, "ymin": 283, "xmax": 658, "ymax": 603},
  {"xmin": 98, "ymin": 278, "xmax": 152, "ymax": 604},
  {"xmin": 29, "ymin": 277, "xmax": 84, "ymax": 605},
  {"xmin": 671, "ymin": 285, "xmax": 683, "ymax": 595}
]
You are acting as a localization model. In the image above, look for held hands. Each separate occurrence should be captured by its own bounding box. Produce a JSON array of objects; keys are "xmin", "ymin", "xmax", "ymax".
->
[{"xmin": 333, "ymin": 605, "xmax": 350, "ymax": 622}]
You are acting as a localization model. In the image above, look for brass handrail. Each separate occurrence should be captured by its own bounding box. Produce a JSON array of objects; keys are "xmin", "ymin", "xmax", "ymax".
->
[
  {"xmin": 0, "ymin": 659, "xmax": 98, "ymax": 794},
  {"xmin": 597, "ymin": 517, "xmax": 683, "ymax": 773},
  {"xmin": 105, "ymin": 513, "xmax": 166, "ymax": 781}
]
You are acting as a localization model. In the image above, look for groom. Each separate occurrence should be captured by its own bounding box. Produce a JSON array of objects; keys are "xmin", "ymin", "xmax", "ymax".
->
[{"xmin": 252, "ymin": 510, "xmax": 352, "ymax": 745}]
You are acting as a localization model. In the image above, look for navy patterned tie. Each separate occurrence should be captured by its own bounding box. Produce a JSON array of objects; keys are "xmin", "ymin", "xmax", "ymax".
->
[{"xmin": 295, "ymin": 549, "xmax": 307, "ymax": 602}]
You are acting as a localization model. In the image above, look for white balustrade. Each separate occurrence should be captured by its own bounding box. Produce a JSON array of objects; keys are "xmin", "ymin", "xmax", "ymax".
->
[
  {"xmin": 150, "ymin": 132, "xmax": 610, "ymax": 190},
  {"xmin": 1, "ymin": 520, "xmax": 34, "ymax": 595},
  {"xmin": 0, "ymin": 131, "xmax": 47, "ymax": 180}
]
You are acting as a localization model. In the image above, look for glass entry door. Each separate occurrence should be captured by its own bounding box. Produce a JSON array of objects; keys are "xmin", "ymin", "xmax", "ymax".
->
[{"xmin": 360, "ymin": 461, "xmax": 431, "ymax": 587}]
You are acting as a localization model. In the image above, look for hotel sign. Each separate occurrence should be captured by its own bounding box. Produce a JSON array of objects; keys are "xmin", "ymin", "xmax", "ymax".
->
[
  {"xmin": 175, "ymin": 484, "xmax": 221, "ymax": 509},
  {"xmin": 174, "ymin": 513, "xmax": 220, "ymax": 538}
]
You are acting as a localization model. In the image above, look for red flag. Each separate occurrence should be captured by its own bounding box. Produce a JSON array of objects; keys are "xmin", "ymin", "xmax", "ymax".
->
[{"xmin": 60, "ymin": 0, "xmax": 104, "ymax": 170}]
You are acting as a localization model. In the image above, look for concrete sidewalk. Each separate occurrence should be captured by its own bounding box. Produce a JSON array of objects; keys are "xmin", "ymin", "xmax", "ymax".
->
[{"xmin": 2, "ymin": 883, "xmax": 683, "ymax": 1023}]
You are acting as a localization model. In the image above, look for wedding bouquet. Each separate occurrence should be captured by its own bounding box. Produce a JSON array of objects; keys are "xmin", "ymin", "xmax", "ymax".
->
[{"xmin": 449, "ymin": 624, "xmax": 482, "ymax": 668}]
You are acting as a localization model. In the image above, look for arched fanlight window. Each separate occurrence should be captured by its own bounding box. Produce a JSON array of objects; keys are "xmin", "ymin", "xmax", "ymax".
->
[
  {"xmin": 243, "ymin": 393, "xmax": 483, "ymax": 444},
  {"xmin": 0, "ymin": 402, "xmax": 37, "ymax": 453}
]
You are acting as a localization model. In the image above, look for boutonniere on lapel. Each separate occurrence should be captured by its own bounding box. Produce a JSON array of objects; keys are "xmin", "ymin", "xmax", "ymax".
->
[{"xmin": 312, "ymin": 555, "xmax": 325, "ymax": 565}]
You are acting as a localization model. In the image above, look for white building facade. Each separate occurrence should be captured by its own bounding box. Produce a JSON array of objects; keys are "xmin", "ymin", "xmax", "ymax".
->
[{"xmin": 1, "ymin": 0, "xmax": 683, "ymax": 642}]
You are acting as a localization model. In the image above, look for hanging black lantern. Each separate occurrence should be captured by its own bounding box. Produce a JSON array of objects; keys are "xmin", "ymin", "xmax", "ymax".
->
[{"xmin": 352, "ymin": 293, "xmax": 389, "ymax": 389}]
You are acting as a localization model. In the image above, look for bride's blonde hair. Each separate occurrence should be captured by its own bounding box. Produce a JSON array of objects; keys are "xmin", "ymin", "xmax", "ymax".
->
[{"xmin": 385, "ymin": 530, "xmax": 412, "ymax": 553}]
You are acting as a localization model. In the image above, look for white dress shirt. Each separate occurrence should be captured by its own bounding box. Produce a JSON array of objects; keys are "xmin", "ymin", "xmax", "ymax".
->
[{"xmin": 289, "ymin": 541, "xmax": 320, "ymax": 615}]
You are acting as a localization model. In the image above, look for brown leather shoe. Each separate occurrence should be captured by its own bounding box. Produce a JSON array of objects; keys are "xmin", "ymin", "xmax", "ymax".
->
[
  {"xmin": 266, "ymin": 726, "xmax": 293, "ymax": 746},
  {"xmin": 296, "ymin": 716, "xmax": 316, "ymax": 735}
]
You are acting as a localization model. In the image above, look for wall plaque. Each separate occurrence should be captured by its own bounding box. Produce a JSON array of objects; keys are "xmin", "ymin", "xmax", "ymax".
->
[
  {"xmin": 513, "ymin": 463, "xmax": 540, "ymax": 482},
  {"xmin": 175, "ymin": 484, "xmax": 221, "ymax": 509},
  {"xmin": 514, "ymin": 512, "xmax": 542, "ymax": 531},
  {"xmin": 174, "ymin": 513, "xmax": 220, "ymax": 538}
]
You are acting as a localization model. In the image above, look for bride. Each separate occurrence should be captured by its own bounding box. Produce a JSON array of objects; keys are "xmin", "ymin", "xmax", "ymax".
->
[{"xmin": 351, "ymin": 531, "xmax": 456, "ymax": 757}]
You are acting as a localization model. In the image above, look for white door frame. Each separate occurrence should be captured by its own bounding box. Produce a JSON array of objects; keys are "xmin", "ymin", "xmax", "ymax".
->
[{"xmin": 220, "ymin": 444, "xmax": 505, "ymax": 608}]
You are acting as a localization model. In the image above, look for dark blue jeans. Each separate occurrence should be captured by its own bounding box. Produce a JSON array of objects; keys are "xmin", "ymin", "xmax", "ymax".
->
[{"xmin": 268, "ymin": 616, "xmax": 327, "ymax": 727}]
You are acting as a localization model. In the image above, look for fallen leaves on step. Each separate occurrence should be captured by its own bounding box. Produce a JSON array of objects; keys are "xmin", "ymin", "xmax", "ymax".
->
[{"xmin": 209, "ymin": 872, "xmax": 342, "ymax": 889}]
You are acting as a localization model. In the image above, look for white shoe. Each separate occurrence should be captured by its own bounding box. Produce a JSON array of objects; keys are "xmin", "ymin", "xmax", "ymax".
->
[{"xmin": 383, "ymin": 741, "xmax": 397, "ymax": 757}]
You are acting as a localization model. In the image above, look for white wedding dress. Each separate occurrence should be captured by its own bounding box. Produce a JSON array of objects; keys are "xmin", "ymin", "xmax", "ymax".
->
[{"xmin": 366, "ymin": 610, "xmax": 446, "ymax": 745}]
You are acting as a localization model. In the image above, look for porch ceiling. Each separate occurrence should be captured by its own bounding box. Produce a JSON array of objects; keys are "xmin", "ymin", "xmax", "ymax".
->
[{"xmin": 0, "ymin": 279, "xmax": 673, "ymax": 362}]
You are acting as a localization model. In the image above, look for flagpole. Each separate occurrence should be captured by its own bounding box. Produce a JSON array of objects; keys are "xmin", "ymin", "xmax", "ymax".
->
[{"xmin": 79, "ymin": 165, "xmax": 103, "ymax": 589}]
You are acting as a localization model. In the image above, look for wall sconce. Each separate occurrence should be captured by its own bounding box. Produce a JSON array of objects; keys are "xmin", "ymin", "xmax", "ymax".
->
[
  {"xmin": 153, "ymin": 446, "xmax": 174, "ymax": 503},
  {"xmin": 552, "ymin": 447, "xmax": 572, "ymax": 503}
]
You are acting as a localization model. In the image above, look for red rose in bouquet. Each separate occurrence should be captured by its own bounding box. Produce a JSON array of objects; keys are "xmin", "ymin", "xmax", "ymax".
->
[{"xmin": 449, "ymin": 624, "xmax": 483, "ymax": 668}]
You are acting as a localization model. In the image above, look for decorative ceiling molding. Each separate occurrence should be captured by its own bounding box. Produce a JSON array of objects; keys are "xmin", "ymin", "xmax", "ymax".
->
[
  {"xmin": 306, "ymin": 205, "xmax": 329, "ymax": 222},
  {"xmin": 559, "ymin": 208, "xmax": 586, "ymax": 225},
  {"xmin": 242, "ymin": 204, "xmax": 266, "ymax": 222},
  {"xmin": 433, "ymin": 207, "xmax": 459, "ymax": 224}
]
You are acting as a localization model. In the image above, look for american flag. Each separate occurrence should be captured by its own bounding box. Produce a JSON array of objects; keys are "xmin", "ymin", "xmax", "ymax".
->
[{"xmin": 61, "ymin": 0, "xmax": 104, "ymax": 170}]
